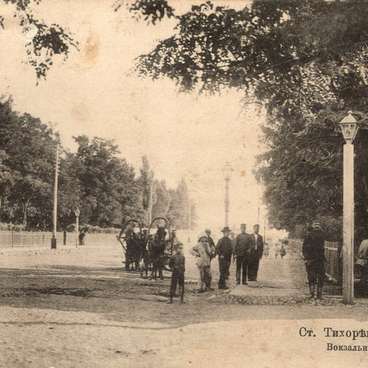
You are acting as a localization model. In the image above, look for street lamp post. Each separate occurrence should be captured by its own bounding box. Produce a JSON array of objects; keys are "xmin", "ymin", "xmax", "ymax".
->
[
  {"xmin": 74, "ymin": 208, "xmax": 80, "ymax": 248},
  {"xmin": 339, "ymin": 111, "xmax": 359, "ymax": 305},
  {"xmin": 51, "ymin": 142, "xmax": 60, "ymax": 249},
  {"xmin": 222, "ymin": 163, "xmax": 233, "ymax": 227}
]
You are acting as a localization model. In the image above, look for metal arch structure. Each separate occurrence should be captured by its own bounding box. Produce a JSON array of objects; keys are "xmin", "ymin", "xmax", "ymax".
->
[
  {"xmin": 117, "ymin": 219, "xmax": 144, "ymax": 271},
  {"xmin": 142, "ymin": 217, "xmax": 176, "ymax": 279}
]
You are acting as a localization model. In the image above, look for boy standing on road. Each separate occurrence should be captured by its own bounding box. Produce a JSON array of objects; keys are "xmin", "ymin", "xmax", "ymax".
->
[{"xmin": 168, "ymin": 243, "xmax": 185, "ymax": 304}]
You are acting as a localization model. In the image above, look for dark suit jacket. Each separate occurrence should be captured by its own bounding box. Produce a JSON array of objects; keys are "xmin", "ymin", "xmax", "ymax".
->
[{"xmin": 246, "ymin": 233, "xmax": 264, "ymax": 260}]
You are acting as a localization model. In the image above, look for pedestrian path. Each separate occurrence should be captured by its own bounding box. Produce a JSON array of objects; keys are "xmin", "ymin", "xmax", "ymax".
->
[{"xmin": 229, "ymin": 258, "xmax": 308, "ymax": 298}]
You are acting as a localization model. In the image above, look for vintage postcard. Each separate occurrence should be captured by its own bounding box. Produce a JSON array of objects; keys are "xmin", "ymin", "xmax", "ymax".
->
[{"xmin": 0, "ymin": 0, "xmax": 367, "ymax": 367}]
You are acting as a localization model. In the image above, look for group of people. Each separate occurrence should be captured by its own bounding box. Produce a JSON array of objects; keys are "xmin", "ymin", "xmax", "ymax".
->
[
  {"xmin": 167, "ymin": 224, "xmax": 265, "ymax": 304},
  {"xmin": 168, "ymin": 217, "xmax": 368, "ymax": 304},
  {"xmin": 190, "ymin": 224, "xmax": 265, "ymax": 292}
]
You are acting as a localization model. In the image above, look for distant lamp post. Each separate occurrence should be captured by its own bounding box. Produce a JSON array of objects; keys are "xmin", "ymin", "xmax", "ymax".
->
[
  {"xmin": 74, "ymin": 208, "xmax": 80, "ymax": 248},
  {"xmin": 51, "ymin": 142, "xmax": 60, "ymax": 249},
  {"xmin": 222, "ymin": 162, "xmax": 233, "ymax": 227},
  {"xmin": 339, "ymin": 111, "xmax": 359, "ymax": 304}
]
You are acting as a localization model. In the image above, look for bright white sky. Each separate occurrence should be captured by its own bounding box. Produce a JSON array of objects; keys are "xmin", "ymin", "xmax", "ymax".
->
[{"xmin": 0, "ymin": 0, "xmax": 269, "ymax": 235}]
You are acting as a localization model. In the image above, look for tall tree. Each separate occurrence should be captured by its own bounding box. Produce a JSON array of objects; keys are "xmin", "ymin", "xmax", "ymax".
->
[
  {"xmin": 0, "ymin": 98, "xmax": 56, "ymax": 229},
  {"xmin": 133, "ymin": 1, "xmax": 368, "ymax": 239},
  {"xmin": 151, "ymin": 179, "xmax": 171, "ymax": 219},
  {"xmin": 74, "ymin": 135, "xmax": 142, "ymax": 228}
]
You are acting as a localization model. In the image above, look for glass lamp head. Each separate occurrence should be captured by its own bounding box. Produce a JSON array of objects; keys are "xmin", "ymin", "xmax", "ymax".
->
[
  {"xmin": 339, "ymin": 112, "xmax": 359, "ymax": 143},
  {"xmin": 222, "ymin": 162, "xmax": 233, "ymax": 180}
]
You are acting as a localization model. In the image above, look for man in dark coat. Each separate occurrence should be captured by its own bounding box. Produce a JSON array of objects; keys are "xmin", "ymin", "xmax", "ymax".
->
[
  {"xmin": 246, "ymin": 224, "xmax": 264, "ymax": 281},
  {"xmin": 216, "ymin": 226, "xmax": 233, "ymax": 289},
  {"xmin": 235, "ymin": 223, "xmax": 249, "ymax": 285},
  {"xmin": 302, "ymin": 219, "xmax": 325, "ymax": 299}
]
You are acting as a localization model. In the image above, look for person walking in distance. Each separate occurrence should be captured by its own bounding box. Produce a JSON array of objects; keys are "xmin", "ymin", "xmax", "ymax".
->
[
  {"xmin": 280, "ymin": 245, "xmax": 286, "ymax": 259},
  {"xmin": 234, "ymin": 224, "xmax": 249, "ymax": 285},
  {"xmin": 302, "ymin": 219, "xmax": 326, "ymax": 300},
  {"xmin": 190, "ymin": 233, "xmax": 215, "ymax": 293},
  {"xmin": 246, "ymin": 224, "xmax": 264, "ymax": 282},
  {"xmin": 216, "ymin": 227, "xmax": 233, "ymax": 290},
  {"xmin": 274, "ymin": 243, "xmax": 280, "ymax": 258},
  {"xmin": 168, "ymin": 243, "xmax": 185, "ymax": 304}
]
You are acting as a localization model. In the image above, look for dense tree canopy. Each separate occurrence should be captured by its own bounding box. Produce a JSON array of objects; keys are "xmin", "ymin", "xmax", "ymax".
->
[
  {"xmin": 133, "ymin": 0, "xmax": 368, "ymax": 241},
  {"xmin": 0, "ymin": 98, "xmax": 196, "ymax": 232},
  {"xmin": 0, "ymin": 97, "xmax": 55, "ymax": 228},
  {"xmin": 5, "ymin": 0, "xmax": 368, "ymax": 240}
]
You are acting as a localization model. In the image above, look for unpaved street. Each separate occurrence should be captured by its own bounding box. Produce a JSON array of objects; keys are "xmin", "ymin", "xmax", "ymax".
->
[{"xmin": 1, "ymin": 244, "xmax": 368, "ymax": 367}]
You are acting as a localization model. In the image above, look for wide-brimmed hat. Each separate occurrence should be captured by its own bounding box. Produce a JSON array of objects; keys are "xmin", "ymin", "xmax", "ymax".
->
[{"xmin": 221, "ymin": 226, "xmax": 232, "ymax": 232}]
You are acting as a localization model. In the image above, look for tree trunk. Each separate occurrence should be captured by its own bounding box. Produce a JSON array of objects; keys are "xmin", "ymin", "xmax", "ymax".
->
[{"xmin": 22, "ymin": 198, "xmax": 31, "ymax": 229}]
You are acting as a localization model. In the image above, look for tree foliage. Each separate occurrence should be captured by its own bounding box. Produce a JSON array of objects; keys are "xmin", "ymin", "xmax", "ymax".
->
[
  {"xmin": 0, "ymin": 98, "xmax": 196, "ymax": 231},
  {"xmin": 1, "ymin": 0, "xmax": 78, "ymax": 81},
  {"xmin": 0, "ymin": 97, "xmax": 55, "ymax": 229},
  {"xmin": 133, "ymin": 0, "xmax": 368, "ymax": 241},
  {"xmin": 0, "ymin": 0, "xmax": 175, "ymax": 80}
]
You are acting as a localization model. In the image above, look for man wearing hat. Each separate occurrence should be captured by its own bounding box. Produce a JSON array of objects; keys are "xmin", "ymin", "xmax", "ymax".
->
[
  {"xmin": 216, "ymin": 226, "xmax": 233, "ymax": 289},
  {"xmin": 302, "ymin": 219, "xmax": 325, "ymax": 299},
  {"xmin": 235, "ymin": 224, "xmax": 249, "ymax": 285},
  {"xmin": 190, "ymin": 232, "xmax": 216, "ymax": 292}
]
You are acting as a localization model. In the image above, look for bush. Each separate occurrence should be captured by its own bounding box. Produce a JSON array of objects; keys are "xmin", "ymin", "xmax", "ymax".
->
[{"xmin": 0, "ymin": 223, "xmax": 25, "ymax": 231}]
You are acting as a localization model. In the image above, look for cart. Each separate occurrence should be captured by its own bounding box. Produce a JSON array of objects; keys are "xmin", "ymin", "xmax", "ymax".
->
[
  {"xmin": 142, "ymin": 217, "xmax": 176, "ymax": 279},
  {"xmin": 117, "ymin": 219, "xmax": 145, "ymax": 271}
]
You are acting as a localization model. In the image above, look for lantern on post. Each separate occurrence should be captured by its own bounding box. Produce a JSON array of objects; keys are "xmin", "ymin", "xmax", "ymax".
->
[
  {"xmin": 339, "ymin": 111, "xmax": 359, "ymax": 304},
  {"xmin": 339, "ymin": 112, "xmax": 359, "ymax": 143}
]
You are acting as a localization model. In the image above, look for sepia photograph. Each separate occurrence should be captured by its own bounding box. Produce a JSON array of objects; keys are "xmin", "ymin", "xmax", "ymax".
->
[{"xmin": 1, "ymin": 0, "xmax": 368, "ymax": 367}]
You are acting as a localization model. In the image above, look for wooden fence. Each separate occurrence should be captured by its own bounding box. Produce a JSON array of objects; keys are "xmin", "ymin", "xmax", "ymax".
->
[{"xmin": 324, "ymin": 241, "xmax": 342, "ymax": 284}]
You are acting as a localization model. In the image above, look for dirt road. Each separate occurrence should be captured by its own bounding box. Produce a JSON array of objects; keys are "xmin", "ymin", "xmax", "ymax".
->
[{"xmin": 0, "ymin": 244, "xmax": 368, "ymax": 367}]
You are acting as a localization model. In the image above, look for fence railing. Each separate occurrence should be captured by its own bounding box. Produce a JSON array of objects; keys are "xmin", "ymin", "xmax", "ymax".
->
[
  {"xmin": 0, "ymin": 231, "xmax": 64, "ymax": 247},
  {"xmin": 324, "ymin": 241, "xmax": 342, "ymax": 284},
  {"xmin": 0, "ymin": 229, "xmax": 190, "ymax": 248},
  {"xmin": 0, "ymin": 231, "xmax": 120, "ymax": 248}
]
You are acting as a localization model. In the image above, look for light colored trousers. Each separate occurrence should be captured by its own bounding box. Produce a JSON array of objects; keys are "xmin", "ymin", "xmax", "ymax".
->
[{"xmin": 197, "ymin": 265, "xmax": 212, "ymax": 290}]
